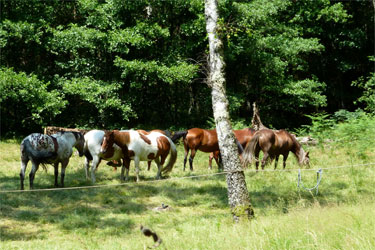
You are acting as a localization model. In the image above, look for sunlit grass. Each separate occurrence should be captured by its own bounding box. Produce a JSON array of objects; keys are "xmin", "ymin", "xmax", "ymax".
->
[{"xmin": 1, "ymin": 138, "xmax": 375, "ymax": 249}]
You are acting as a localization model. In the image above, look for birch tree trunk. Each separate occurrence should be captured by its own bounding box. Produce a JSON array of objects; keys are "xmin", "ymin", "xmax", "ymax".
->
[{"xmin": 205, "ymin": 0, "xmax": 254, "ymax": 220}]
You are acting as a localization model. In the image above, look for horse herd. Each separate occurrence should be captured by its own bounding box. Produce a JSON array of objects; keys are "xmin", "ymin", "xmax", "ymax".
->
[{"xmin": 19, "ymin": 128, "xmax": 310, "ymax": 190}]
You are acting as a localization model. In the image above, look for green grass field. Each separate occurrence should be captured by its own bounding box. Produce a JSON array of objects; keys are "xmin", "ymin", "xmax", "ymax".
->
[{"xmin": 1, "ymin": 138, "xmax": 375, "ymax": 249}]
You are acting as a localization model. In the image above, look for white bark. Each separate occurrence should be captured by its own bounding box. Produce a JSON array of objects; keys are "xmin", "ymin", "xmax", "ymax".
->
[{"xmin": 205, "ymin": 0, "xmax": 253, "ymax": 220}]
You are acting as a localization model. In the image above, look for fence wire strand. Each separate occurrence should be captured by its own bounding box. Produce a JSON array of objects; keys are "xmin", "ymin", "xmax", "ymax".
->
[{"xmin": 0, "ymin": 162, "xmax": 374, "ymax": 194}]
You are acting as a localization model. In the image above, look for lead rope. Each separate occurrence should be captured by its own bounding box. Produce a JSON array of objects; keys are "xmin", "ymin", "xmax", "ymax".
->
[{"xmin": 298, "ymin": 168, "xmax": 323, "ymax": 195}]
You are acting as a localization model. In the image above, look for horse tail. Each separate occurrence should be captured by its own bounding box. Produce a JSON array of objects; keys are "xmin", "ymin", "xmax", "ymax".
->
[
  {"xmin": 241, "ymin": 133, "xmax": 261, "ymax": 167},
  {"xmin": 171, "ymin": 131, "xmax": 188, "ymax": 143},
  {"xmin": 162, "ymin": 138, "xmax": 178, "ymax": 175},
  {"xmin": 21, "ymin": 139, "xmax": 57, "ymax": 163},
  {"xmin": 236, "ymin": 139, "xmax": 244, "ymax": 154},
  {"xmin": 83, "ymin": 136, "xmax": 93, "ymax": 160}
]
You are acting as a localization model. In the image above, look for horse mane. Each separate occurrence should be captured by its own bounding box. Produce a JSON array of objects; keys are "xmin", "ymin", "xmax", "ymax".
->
[{"xmin": 54, "ymin": 131, "xmax": 83, "ymax": 140}]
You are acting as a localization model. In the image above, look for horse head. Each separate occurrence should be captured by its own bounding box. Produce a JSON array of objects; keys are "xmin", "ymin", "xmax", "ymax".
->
[
  {"xmin": 74, "ymin": 132, "xmax": 85, "ymax": 157},
  {"xmin": 101, "ymin": 130, "xmax": 115, "ymax": 154},
  {"xmin": 300, "ymin": 151, "xmax": 310, "ymax": 167}
]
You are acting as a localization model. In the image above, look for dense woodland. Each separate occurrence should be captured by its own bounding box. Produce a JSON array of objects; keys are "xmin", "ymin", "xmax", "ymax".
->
[{"xmin": 1, "ymin": 0, "xmax": 374, "ymax": 137}]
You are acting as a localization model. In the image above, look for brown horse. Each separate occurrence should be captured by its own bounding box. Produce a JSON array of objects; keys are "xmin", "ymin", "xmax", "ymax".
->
[
  {"xmin": 242, "ymin": 129, "xmax": 310, "ymax": 171},
  {"xmin": 101, "ymin": 130, "xmax": 177, "ymax": 182},
  {"xmin": 208, "ymin": 128, "xmax": 256, "ymax": 169},
  {"xmin": 171, "ymin": 128, "xmax": 253, "ymax": 171}
]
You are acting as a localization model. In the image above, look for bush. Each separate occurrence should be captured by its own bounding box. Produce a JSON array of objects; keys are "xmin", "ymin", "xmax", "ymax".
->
[
  {"xmin": 304, "ymin": 110, "xmax": 375, "ymax": 159},
  {"xmin": 0, "ymin": 68, "xmax": 66, "ymax": 137}
]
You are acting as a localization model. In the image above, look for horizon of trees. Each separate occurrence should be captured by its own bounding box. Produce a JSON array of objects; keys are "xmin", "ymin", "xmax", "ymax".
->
[{"xmin": 1, "ymin": 0, "xmax": 374, "ymax": 137}]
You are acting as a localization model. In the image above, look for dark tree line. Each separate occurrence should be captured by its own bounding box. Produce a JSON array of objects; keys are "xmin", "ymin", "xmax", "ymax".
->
[{"xmin": 0, "ymin": 0, "xmax": 373, "ymax": 137}]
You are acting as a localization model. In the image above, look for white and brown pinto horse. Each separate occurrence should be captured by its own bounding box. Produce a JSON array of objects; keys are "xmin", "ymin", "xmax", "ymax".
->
[
  {"xmin": 136, "ymin": 129, "xmax": 170, "ymax": 171},
  {"xmin": 100, "ymin": 130, "xmax": 177, "ymax": 182},
  {"xmin": 242, "ymin": 129, "xmax": 310, "ymax": 171},
  {"xmin": 83, "ymin": 130, "xmax": 124, "ymax": 183},
  {"xmin": 20, "ymin": 131, "xmax": 84, "ymax": 190}
]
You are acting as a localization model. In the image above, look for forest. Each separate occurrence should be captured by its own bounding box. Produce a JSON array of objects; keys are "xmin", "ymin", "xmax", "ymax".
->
[{"xmin": 1, "ymin": 0, "xmax": 374, "ymax": 136}]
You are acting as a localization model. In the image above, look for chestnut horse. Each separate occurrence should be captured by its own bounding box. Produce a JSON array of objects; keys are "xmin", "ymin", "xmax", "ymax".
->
[
  {"xmin": 101, "ymin": 130, "xmax": 177, "ymax": 182},
  {"xmin": 208, "ymin": 128, "xmax": 256, "ymax": 169},
  {"xmin": 242, "ymin": 129, "xmax": 310, "ymax": 171},
  {"xmin": 171, "ymin": 128, "xmax": 252, "ymax": 171}
]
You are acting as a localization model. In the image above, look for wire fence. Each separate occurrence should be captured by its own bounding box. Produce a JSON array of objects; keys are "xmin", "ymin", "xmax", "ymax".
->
[{"xmin": 1, "ymin": 162, "xmax": 374, "ymax": 194}]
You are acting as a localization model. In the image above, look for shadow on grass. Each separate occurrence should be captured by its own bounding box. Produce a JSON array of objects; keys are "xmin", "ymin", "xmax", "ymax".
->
[
  {"xmin": 1, "ymin": 163, "xmax": 375, "ymax": 237},
  {"xmin": 0, "ymin": 225, "xmax": 46, "ymax": 241}
]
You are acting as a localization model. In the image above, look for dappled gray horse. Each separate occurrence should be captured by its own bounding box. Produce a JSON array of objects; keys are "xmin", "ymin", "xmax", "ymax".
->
[{"xmin": 20, "ymin": 131, "xmax": 84, "ymax": 190}]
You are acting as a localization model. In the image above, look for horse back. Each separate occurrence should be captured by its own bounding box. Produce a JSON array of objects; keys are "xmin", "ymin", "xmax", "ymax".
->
[
  {"xmin": 256, "ymin": 129, "xmax": 276, "ymax": 151},
  {"xmin": 21, "ymin": 133, "xmax": 58, "ymax": 163},
  {"xmin": 274, "ymin": 130, "xmax": 297, "ymax": 153},
  {"xmin": 186, "ymin": 128, "xmax": 219, "ymax": 152},
  {"xmin": 234, "ymin": 128, "xmax": 256, "ymax": 146}
]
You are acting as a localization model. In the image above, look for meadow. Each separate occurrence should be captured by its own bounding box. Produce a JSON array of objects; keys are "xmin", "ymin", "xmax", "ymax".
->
[{"xmin": 1, "ymin": 121, "xmax": 375, "ymax": 249}]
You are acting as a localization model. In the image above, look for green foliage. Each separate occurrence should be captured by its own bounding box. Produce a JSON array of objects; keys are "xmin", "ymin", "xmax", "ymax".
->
[
  {"xmin": 0, "ymin": 0, "xmax": 373, "ymax": 134},
  {"xmin": 58, "ymin": 76, "xmax": 133, "ymax": 128},
  {"xmin": 352, "ymin": 57, "xmax": 375, "ymax": 114},
  {"xmin": 0, "ymin": 68, "xmax": 66, "ymax": 136},
  {"xmin": 304, "ymin": 110, "xmax": 375, "ymax": 159}
]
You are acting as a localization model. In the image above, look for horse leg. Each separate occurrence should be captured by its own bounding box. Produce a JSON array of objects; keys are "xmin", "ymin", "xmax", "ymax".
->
[
  {"xmin": 20, "ymin": 157, "xmax": 29, "ymax": 190},
  {"xmin": 189, "ymin": 149, "xmax": 196, "ymax": 171},
  {"xmin": 84, "ymin": 157, "xmax": 90, "ymax": 180},
  {"xmin": 154, "ymin": 158, "xmax": 162, "ymax": 179},
  {"xmin": 274, "ymin": 155, "xmax": 279, "ymax": 170},
  {"xmin": 29, "ymin": 161, "xmax": 39, "ymax": 189},
  {"xmin": 54, "ymin": 163, "xmax": 59, "ymax": 187},
  {"xmin": 283, "ymin": 153, "xmax": 289, "ymax": 169},
  {"xmin": 147, "ymin": 161, "xmax": 152, "ymax": 171},
  {"xmin": 183, "ymin": 145, "xmax": 189, "ymax": 171},
  {"xmin": 255, "ymin": 148, "xmax": 260, "ymax": 171},
  {"xmin": 122, "ymin": 158, "xmax": 130, "ymax": 181},
  {"xmin": 91, "ymin": 156, "xmax": 100, "ymax": 184},
  {"xmin": 60, "ymin": 159, "xmax": 69, "ymax": 188},
  {"xmin": 134, "ymin": 157, "xmax": 140, "ymax": 182},
  {"xmin": 208, "ymin": 153, "xmax": 213, "ymax": 169},
  {"xmin": 261, "ymin": 152, "xmax": 269, "ymax": 170},
  {"xmin": 217, "ymin": 153, "xmax": 223, "ymax": 170}
]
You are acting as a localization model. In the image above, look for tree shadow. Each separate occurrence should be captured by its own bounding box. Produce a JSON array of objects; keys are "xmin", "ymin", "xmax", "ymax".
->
[{"xmin": 0, "ymin": 225, "xmax": 46, "ymax": 241}]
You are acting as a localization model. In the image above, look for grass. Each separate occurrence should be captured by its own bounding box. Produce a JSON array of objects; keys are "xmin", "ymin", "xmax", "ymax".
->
[{"xmin": 0, "ymin": 137, "xmax": 375, "ymax": 249}]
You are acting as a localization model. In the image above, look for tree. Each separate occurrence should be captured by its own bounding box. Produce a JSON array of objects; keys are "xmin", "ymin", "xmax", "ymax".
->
[{"xmin": 205, "ymin": 0, "xmax": 254, "ymax": 221}]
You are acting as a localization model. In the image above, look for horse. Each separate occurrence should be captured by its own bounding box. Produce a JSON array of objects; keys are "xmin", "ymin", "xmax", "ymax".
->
[
  {"xmin": 83, "ymin": 130, "xmax": 124, "ymax": 183},
  {"xmin": 171, "ymin": 128, "xmax": 251, "ymax": 171},
  {"xmin": 20, "ymin": 131, "xmax": 84, "ymax": 190},
  {"xmin": 100, "ymin": 130, "xmax": 177, "ymax": 182},
  {"xmin": 136, "ymin": 129, "xmax": 170, "ymax": 171},
  {"xmin": 208, "ymin": 128, "xmax": 256, "ymax": 169},
  {"xmin": 241, "ymin": 129, "xmax": 310, "ymax": 171}
]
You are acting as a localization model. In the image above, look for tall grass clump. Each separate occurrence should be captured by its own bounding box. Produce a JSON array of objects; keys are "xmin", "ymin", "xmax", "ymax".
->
[{"xmin": 303, "ymin": 110, "xmax": 375, "ymax": 160}]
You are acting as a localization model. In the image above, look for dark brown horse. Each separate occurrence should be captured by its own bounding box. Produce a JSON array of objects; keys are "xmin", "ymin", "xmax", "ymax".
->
[
  {"xmin": 171, "ymin": 128, "xmax": 253, "ymax": 171},
  {"xmin": 242, "ymin": 129, "xmax": 310, "ymax": 171},
  {"xmin": 101, "ymin": 130, "xmax": 177, "ymax": 182}
]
